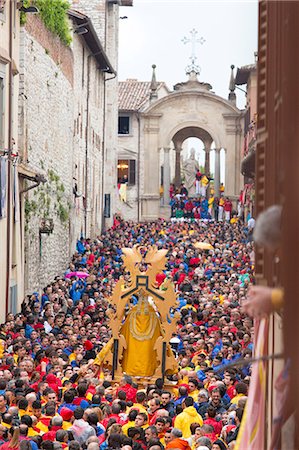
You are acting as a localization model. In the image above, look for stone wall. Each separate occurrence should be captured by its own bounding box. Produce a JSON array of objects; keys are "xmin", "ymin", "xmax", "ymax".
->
[
  {"xmin": 20, "ymin": 14, "xmax": 109, "ymax": 294},
  {"xmin": 25, "ymin": 15, "xmax": 74, "ymax": 85},
  {"xmin": 71, "ymin": 35, "xmax": 105, "ymax": 248},
  {"xmin": 116, "ymin": 113, "xmax": 140, "ymax": 221},
  {"xmin": 20, "ymin": 25, "xmax": 74, "ymax": 292},
  {"xmin": 70, "ymin": 1, "xmax": 120, "ymax": 229},
  {"xmin": 71, "ymin": 0, "xmax": 106, "ymax": 44},
  {"xmin": 116, "ymin": 185, "xmax": 139, "ymax": 221}
]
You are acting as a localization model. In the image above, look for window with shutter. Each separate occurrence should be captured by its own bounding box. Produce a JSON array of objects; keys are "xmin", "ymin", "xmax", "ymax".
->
[
  {"xmin": 128, "ymin": 160, "xmax": 136, "ymax": 185},
  {"xmin": 117, "ymin": 160, "xmax": 136, "ymax": 185}
]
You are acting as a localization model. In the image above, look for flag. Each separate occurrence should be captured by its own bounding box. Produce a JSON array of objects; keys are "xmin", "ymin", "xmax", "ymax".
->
[{"xmin": 235, "ymin": 318, "xmax": 269, "ymax": 450}]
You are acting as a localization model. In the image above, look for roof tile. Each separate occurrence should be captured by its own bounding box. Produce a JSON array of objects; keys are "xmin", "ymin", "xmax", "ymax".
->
[{"xmin": 119, "ymin": 79, "xmax": 161, "ymax": 111}]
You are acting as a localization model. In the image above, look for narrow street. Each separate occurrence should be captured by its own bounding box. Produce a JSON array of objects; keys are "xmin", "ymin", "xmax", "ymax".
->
[{"xmin": 0, "ymin": 0, "xmax": 297, "ymax": 448}]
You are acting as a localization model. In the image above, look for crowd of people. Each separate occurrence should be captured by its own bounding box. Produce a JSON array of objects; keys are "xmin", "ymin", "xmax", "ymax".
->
[
  {"xmin": 169, "ymin": 182, "xmax": 236, "ymax": 222},
  {"xmin": 0, "ymin": 218, "xmax": 254, "ymax": 450}
]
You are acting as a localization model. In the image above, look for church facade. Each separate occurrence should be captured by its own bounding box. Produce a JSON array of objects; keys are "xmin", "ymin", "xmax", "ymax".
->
[{"xmin": 116, "ymin": 67, "xmax": 244, "ymax": 221}]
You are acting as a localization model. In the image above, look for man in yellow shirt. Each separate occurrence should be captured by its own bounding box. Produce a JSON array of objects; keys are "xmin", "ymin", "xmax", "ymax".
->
[
  {"xmin": 20, "ymin": 415, "xmax": 39, "ymax": 437},
  {"xmin": 174, "ymin": 397, "xmax": 203, "ymax": 438},
  {"xmin": 200, "ymin": 175, "xmax": 209, "ymax": 197},
  {"xmin": 208, "ymin": 195, "xmax": 214, "ymax": 218},
  {"xmin": 134, "ymin": 412, "xmax": 149, "ymax": 430},
  {"xmin": 188, "ymin": 379, "xmax": 200, "ymax": 402},
  {"xmin": 218, "ymin": 197, "xmax": 225, "ymax": 221},
  {"xmin": 122, "ymin": 410, "xmax": 139, "ymax": 435},
  {"xmin": 127, "ymin": 391, "xmax": 148, "ymax": 414},
  {"xmin": 230, "ymin": 382, "xmax": 248, "ymax": 405}
]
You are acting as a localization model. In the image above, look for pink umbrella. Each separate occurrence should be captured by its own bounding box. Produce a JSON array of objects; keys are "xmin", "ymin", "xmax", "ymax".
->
[{"xmin": 65, "ymin": 271, "xmax": 89, "ymax": 279}]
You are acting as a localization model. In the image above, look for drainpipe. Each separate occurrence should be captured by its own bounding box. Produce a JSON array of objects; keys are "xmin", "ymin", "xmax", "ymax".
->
[
  {"xmin": 101, "ymin": 70, "xmax": 117, "ymax": 233},
  {"xmin": 5, "ymin": 0, "xmax": 14, "ymax": 315},
  {"xmin": 101, "ymin": 1, "xmax": 119, "ymax": 232},
  {"xmin": 84, "ymin": 55, "xmax": 91, "ymax": 238}
]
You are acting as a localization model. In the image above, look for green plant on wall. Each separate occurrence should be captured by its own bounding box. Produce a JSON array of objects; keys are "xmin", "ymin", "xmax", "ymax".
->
[
  {"xmin": 21, "ymin": 0, "xmax": 72, "ymax": 46},
  {"xmin": 25, "ymin": 168, "xmax": 71, "ymax": 229}
]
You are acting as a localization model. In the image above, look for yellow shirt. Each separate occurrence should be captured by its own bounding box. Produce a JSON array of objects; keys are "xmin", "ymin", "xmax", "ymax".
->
[
  {"xmin": 28, "ymin": 427, "xmax": 39, "ymax": 437},
  {"xmin": 208, "ymin": 197, "xmax": 214, "ymax": 207},
  {"xmin": 230, "ymin": 393, "xmax": 246, "ymax": 405},
  {"xmin": 62, "ymin": 421, "xmax": 72, "ymax": 431},
  {"xmin": 181, "ymin": 305, "xmax": 196, "ymax": 313},
  {"xmin": 189, "ymin": 390, "xmax": 200, "ymax": 401},
  {"xmin": 122, "ymin": 421, "xmax": 136, "ymax": 436},
  {"xmin": 0, "ymin": 340, "xmax": 4, "ymax": 359},
  {"xmin": 201, "ymin": 176, "xmax": 209, "ymax": 186},
  {"xmin": 174, "ymin": 407, "xmax": 203, "ymax": 438},
  {"xmin": 127, "ymin": 403, "xmax": 147, "ymax": 414}
]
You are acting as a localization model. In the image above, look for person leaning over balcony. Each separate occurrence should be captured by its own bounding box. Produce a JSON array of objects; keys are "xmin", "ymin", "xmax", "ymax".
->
[{"xmin": 242, "ymin": 205, "xmax": 283, "ymax": 318}]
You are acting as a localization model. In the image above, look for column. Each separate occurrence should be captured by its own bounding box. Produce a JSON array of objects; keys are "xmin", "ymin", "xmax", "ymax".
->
[
  {"xmin": 214, "ymin": 148, "xmax": 221, "ymax": 196},
  {"xmin": 174, "ymin": 147, "xmax": 181, "ymax": 188},
  {"xmin": 204, "ymin": 148, "xmax": 210, "ymax": 174},
  {"xmin": 163, "ymin": 147, "xmax": 171, "ymax": 206}
]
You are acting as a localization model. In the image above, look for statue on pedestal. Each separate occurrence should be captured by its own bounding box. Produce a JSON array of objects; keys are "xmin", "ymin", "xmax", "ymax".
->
[
  {"xmin": 182, "ymin": 148, "xmax": 199, "ymax": 197},
  {"xmin": 93, "ymin": 246, "xmax": 178, "ymax": 381}
]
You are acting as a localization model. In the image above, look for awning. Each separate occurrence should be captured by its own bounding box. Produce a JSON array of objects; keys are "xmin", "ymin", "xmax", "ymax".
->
[
  {"xmin": 235, "ymin": 64, "xmax": 256, "ymax": 85},
  {"xmin": 18, "ymin": 165, "xmax": 46, "ymax": 183},
  {"xmin": 241, "ymin": 151, "xmax": 255, "ymax": 179},
  {"xmin": 68, "ymin": 10, "xmax": 115, "ymax": 74}
]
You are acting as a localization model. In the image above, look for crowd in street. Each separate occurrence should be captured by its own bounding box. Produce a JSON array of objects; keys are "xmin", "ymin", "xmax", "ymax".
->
[
  {"xmin": 169, "ymin": 184, "xmax": 236, "ymax": 222},
  {"xmin": 0, "ymin": 218, "xmax": 254, "ymax": 450}
]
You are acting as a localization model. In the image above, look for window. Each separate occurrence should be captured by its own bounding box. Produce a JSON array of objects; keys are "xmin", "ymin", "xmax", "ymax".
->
[
  {"xmin": 118, "ymin": 115, "xmax": 130, "ymax": 134},
  {"xmin": 0, "ymin": 0, "xmax": 6, "ymax": 21},
  {"xmin": 117, "ymin": 159, "xmax": 136, "ymax": 185}
]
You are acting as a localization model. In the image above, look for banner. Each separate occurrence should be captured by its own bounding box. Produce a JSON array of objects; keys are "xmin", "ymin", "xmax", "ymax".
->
[
  {"xmin": 0, "ymin": 157, "xmax": 7, "ymax": 219},
  {"xmin": 235, "ymin": 318, "xmax": 269, "ymax": 450}
]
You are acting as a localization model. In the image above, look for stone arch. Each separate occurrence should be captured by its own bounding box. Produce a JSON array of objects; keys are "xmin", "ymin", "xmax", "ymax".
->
[
  {"xmin": 140, "ymin": 86, "xmax": 243, "ymax": 220},
  {"xmin": 165, "ymin": 122, "xmax": 220, "ymax": 149}
]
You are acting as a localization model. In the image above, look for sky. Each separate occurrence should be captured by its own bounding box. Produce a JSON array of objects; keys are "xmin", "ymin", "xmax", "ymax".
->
[{"xmin": 118, "ymin": 0, "xmax": 258, "ymax": 181}]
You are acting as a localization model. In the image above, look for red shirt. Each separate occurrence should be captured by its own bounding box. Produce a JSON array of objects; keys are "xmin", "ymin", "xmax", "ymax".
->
[
  {"xmin": 204, "ymin": 417, "xmax": 223, "ymax": 436},
  {"xmin": 156, "ymin": 272, "xmax": 166, "ymax": 286},
  {"xmin": 227, "ymin": 385, "xmax": 236, "ymax": 399},
  {"xmin": 185, "ymin": 201, "xmax": 194, "ymax": 211},
  {"xmin": 116, "ymin": 384, "xmax": 137, "ymax": 403},
  {"xmin": 224, "ymin": 201, "xmax": 232, "ymax": 212}
]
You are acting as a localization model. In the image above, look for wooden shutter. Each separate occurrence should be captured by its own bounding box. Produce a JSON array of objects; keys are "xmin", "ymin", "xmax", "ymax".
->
[
  {"xmin": 255, "ymin": 0, "xmax": 268, "ymax": 281},
  {"xmin": 128, "ymin": 160, "xmax": 136, "ymax": 185}
]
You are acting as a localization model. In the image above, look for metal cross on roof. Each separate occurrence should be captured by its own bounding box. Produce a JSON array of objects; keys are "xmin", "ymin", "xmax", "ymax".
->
[{"xmin": 182, "ymin": 28, "xmax": 206, "ymax": 75}]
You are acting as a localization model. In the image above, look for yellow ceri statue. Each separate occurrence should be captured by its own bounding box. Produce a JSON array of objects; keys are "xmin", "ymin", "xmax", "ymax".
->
[{"xmin": 93, "ymin": 245, "xmax": 178, "ymax": 380}]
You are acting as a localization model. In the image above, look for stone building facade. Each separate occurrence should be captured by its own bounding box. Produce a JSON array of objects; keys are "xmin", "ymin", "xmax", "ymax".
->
[
  {"xmin": 117, "ymin": 69, "xmax": 243, "ymax": 222},
  {"xmin": 15, "ymin": 0, "xmax": 133, "ymax": 301},
  {"xmin": 0, "ymin": 0, "xmax": 24, "ymax": 318},
  {"xmin": 19, "ymin": 16, "xmax": 75, "ymax": 293},
  {"xmin": 236, "ymin": 62, "xmax": 257, "ymax": 221},
  {"xmin": 71, "ymin": 0, "xmax": 124, "ymax": 229},
  {"xmin": 19, "ymin": 8, "xmax": 116, "ymax": 294}
]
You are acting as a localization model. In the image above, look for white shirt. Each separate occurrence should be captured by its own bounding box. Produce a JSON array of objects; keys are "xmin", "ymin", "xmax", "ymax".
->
[{"xmin": 248, "ymin": 218, "xmax": 255, "ymax": 230}]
